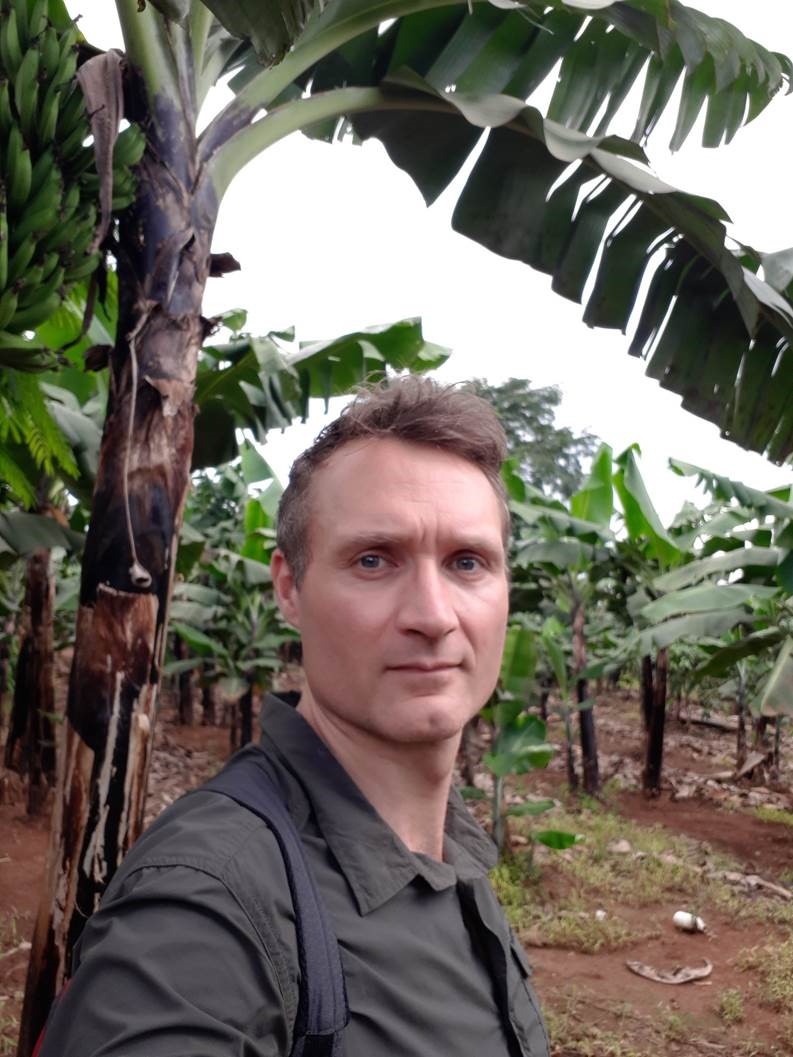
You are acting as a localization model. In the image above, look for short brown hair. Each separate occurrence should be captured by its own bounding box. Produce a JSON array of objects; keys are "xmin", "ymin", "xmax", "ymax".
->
[{"xmin": 276, "ymin": 375, "xmax": 509, "ymax": 584}]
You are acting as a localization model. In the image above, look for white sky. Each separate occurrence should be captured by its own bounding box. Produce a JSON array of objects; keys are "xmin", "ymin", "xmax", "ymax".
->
[{"xmin": 82, "ymin": 2, "xmax": 793, "ymax": 521}]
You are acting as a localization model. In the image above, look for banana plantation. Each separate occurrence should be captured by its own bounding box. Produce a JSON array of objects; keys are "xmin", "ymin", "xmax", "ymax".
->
[{"xmin": 2, "ymin": 0, "xmax": 793, "ymax": 1054}]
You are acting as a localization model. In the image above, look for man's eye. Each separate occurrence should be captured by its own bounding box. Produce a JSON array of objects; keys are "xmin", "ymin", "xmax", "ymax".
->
[
  {"xmin": 358, "ymin": 554, "xmax": 382, "ymax": 569},
  {"xmin": 454, "ymin": 556, "xmax": 481, "ymax": 572}
]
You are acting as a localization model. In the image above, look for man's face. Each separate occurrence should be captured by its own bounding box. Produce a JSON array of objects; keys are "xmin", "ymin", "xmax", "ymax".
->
[{"xmin": 272, "ymin": 437, "xmax": 510, "ymax": 748}]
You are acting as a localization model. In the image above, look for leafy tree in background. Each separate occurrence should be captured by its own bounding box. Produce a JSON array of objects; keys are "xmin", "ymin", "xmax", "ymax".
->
[{"xmin": 476, "ymin": 377, "xmax": 599, "ymax": 499}]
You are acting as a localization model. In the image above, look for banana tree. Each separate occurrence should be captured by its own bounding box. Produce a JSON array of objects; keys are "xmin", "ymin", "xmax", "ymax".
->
[
  {"xmin": 508, "ymin": 443, "xmax": 616, "ymax": 794},
  {"xmin": 661, "ymin": 460, "xmax": 793, "ymax": 774},
  {"xmin": 13, "ymin": 1, "xmax": 793, "ymax": 1047}
]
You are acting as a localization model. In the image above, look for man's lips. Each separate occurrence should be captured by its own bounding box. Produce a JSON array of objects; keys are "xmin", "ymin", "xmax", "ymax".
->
[{"xmin": 386, "ymin": 663, "xmax": 460, "ymax": 672}]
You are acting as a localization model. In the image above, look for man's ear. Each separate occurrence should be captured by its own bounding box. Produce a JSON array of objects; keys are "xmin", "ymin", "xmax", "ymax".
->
[{"xmin": 271, "ymin": 549, "xmax": 301, "ymax": 629}]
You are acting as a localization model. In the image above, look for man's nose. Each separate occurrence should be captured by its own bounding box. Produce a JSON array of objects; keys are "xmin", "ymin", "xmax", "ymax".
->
[{"xmin": 397, "ymin": 563, "xmax": 458, "ymax": 639}]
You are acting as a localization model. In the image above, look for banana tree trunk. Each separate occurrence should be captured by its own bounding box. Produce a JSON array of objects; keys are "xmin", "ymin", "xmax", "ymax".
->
[
  {"xmin": 735, "ymin": 668, "xmax": 747, "ymax": 771},
  {"xmin": 640, "ymin": 654, "xmax": 654, "ymax": 731},
  {"xmin": 18, "ymin": 87, "xmax": 216, "ymax": 1054},
  {"xmin": 0, "ymin": 612, "xmax": 14, "ymax": 730},
  {"xmin": 643, "ymin": 647, "xmax": 668, "ymax": 796},
  {"xmin": 240, "ymin": 682, "xmax": 254, "ymax": 746},
  {"xmin": 572, "ymin": 601, "xmax": 599, "ymax": 795},
  {"xmin": 201, "ymin": 673, "xmax": 217, "ymax": 725},
  {"xmin": 4, "ymin": 548, "xmax": 56, "ymax": 816},
  {"xmin": 173, "ymin": 633, "xmax": 194, "ymax": 725}
]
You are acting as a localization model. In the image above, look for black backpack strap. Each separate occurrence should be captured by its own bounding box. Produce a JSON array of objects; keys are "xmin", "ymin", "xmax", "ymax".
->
[{"xmin": 203, "ymin": 748, "xmax": 349, "ymax": 1057}]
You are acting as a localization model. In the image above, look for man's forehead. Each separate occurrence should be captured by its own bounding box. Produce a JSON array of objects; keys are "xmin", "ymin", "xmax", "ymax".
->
[{"xmin": 304, "ymin": 437, "xmax": 509, "ymax": 549}]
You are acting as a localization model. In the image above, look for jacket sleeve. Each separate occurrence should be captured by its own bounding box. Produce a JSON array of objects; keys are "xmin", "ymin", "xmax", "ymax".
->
[{"xmin": 38, "ymin": 862, "xmax": 296, "ymax": 1057}]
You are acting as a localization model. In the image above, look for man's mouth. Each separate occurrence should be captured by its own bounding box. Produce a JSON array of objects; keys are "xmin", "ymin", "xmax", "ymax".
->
[{"xmin": 387, "ymin": 663, "xmax": 459, "ymax": 672}]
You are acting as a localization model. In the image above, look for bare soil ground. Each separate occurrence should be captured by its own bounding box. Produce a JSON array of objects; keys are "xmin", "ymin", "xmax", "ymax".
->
[{"xmin": 2, "ymin": 690, "xmax": 793, "ymax": 1056}]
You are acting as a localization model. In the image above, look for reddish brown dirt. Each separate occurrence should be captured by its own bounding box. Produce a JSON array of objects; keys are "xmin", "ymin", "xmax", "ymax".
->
[{"xmin": 618, "ymin": 790, "xmax": 793, "ymax": 880}]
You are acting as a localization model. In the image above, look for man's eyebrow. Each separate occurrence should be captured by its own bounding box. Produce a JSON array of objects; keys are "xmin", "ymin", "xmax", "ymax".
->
[
  {"xmin": 333, "ymin": 531, "xmax": 408, "ymax": 552},
  {"xmin": 333, "ymin": 531, "xmax": 504, "ymax": 555}
]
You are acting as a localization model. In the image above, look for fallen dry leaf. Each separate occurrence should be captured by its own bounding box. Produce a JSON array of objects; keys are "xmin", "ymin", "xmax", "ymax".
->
[{"xmin": 626, "ymin": 959, "xmax": 713, "ymax": 985}]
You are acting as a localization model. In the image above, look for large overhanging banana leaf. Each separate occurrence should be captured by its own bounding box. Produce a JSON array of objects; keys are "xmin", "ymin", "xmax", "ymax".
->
[
  {"xmin": 210, "ymin": 0, "xmax": 792, "ymax": 156},
  {"xmin": 188, "ymin": 0, "xmax": 793, "ymax": 462}
]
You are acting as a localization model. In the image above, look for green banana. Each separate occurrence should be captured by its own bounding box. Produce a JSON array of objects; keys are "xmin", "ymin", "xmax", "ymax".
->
[
  {"xmin": 7, "ymin": 235, "xmax": 37, "ymax": 285},
  {"xmin": 27, "ymin": 0, "xmax": 49, "ymax": 43},
  {"xmin": 10, "ymin": 291, "xmax": 61, "ymax": 331},
  {"xmin": 20, "ymin": 164, "xmax": 61, "ymax": 222},
  {"xmin": 59, "ymin": 119, "xmax": 88, "ymax": 162},
  {"xmin": 56, "ymin": 85, "xmax": 86, "ymax": 141},
  {"xmin": 53, "ymin": 29, "xmax": 78, "ymax": 88},
  {"xmin": 59, "ymin": 182, "xmax": 80, "ymax": 224},
  {"xmin": 14, "ymin": 47, "xmax": 39, "ymax": 144},
  {"xmin": 64, "ymin": 251, "xmax": 100, "ymax": 284},
  {"xmin": 0, "ymin": 288, "xmax": 19, "ymax": 330},
  {"xmin": 37, "ymin": 251, "xmax": 60, "ymax": 281},
  {"xmin": 39, "ymin": 206, "xmax": 93, "ymax": 255},
  {"xmin": 0, "ymin": 7, "xmax": 23, "ymax": 78},
  {"xmin": 17, "ymin": 262, "xmax": 44, "ymax": 290},
  {"xmin": 39, "ymin": 27, "xmax": 60, "ymax": 81},
  {"xmin": 18, "ymin": 263, "xmax": 64, "ymax": 309},
  {"xmin": 0, "ymin": 194, "xmax": 8, "ymax": 291},
  {"xmin": 0, "ymin": 79, "xmax": 12, "ymax": 137},
  {"xmin": 113, "ymin": 126, "xmax": 147, "ymax": 168},
  {"xmin": 14, "ymin": 0, "xmax": 29, "ymax": 50},
  {"xmin": 29, "ymin": 147, "xmax": 55, "ymax": 197},
  {"xmin": 9, "ymin": 200, "xmax": 59, "ymax": 247},
  {"xmin": 37, "ymin": 79, "xmax": 61, "ymax": 148},
  {"xmin": 7, "ymin": 126, "xmax": 32, "ymax": 212}
]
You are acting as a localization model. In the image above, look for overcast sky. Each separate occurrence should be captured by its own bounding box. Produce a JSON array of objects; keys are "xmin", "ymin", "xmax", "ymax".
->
[{"xmin": 82, "ymin": 2, "xmax": 793, "ymax": 520}]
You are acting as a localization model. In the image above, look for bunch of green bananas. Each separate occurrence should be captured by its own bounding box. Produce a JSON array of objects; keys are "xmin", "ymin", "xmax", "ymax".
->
[{"xmin": 0, "ymin": 0, "xmax": 144, "ymax": 363}]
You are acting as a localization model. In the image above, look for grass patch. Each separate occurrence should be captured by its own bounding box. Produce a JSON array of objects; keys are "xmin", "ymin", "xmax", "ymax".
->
[
  {"xmin": 509, "ymin": 804, "xmax": 710, "ymax": 908},
  {"xmin": 737, "ymin": 938, "xmax": 793, "ymax": 1014},
  {"xmin": 537, "ymin": 909, "xmax": 641, "ymax": 954},
  {"xmin": 753, "ymin": 805, "xmax": 793, "ymax": 828},
  {"xmin": 543, "ymin": 989, "xmax": 655, "ymax": 1057},
  {"xmin": 716, "ymin": 987, "xmax": 745, "ymax": 1025}
]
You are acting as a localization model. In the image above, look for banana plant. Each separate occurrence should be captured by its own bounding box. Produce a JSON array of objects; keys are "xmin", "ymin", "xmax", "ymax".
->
[
  {"xmin": 473, "ymin": 623, "xmax": 566, "ymax": 858},
  {"xmin": 508, "ymin": 443, "xmax": 616, "ymax": 794}
]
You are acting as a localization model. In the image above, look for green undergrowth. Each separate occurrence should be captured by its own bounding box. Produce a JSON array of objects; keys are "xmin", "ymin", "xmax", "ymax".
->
[
  {"xmin": 753, "ymin": 805, "xmax": 793, "ymax": 828},
  {"xmin": 737, "ymin": 938, "xmax": 793, "ymax": 1015}
]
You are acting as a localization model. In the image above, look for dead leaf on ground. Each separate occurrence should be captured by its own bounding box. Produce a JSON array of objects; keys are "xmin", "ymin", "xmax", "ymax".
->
[{"xmin": 626, "ymin": 958, "xmax": 713, "ymax": 985}]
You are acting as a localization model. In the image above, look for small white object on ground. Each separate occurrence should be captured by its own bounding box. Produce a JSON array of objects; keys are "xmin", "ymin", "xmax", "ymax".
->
[{"xmin": 672, "ymin": 910, "xmax": 706, "ymax": 933}]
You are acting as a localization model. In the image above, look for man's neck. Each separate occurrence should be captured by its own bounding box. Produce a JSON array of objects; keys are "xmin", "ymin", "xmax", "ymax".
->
[{"xmin": 297, "ymin": 695, "xmax": 458, "ymax": 861}]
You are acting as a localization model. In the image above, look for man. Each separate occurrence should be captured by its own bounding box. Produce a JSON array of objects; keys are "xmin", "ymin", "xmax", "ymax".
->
[{"xmin": 41, "ymin": 376, "xmax": 550, "ymax": 1056}]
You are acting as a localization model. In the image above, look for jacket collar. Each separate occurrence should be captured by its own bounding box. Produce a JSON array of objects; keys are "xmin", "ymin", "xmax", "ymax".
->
[{"xmin": 259, "ymin": 694, "xmax": 497, "ymax": 916}]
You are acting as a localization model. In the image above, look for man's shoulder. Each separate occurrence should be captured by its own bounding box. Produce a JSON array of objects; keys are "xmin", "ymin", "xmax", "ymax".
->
[{"xmin": 110, "ymin": 785, "xmax": 287, "ymax": 895}]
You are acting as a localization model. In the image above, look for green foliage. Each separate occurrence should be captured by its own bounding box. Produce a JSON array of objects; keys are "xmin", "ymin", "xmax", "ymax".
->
[{"xmin": 193, "ymin": 317, "xmax": 448, "ymax": 470}]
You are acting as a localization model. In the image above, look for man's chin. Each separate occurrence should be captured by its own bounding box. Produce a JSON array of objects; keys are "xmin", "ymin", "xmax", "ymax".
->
[{"xmin": 385, "ymin": 697, "xmax": 473, "ymax": 745}]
